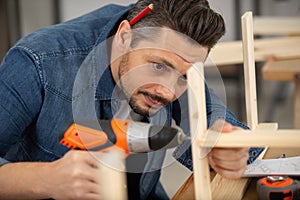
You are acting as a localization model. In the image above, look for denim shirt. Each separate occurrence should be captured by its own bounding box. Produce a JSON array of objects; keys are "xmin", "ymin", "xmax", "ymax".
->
[{"xmin": 0, "ymin": 3, "xmax": 263, "ymax": 199}]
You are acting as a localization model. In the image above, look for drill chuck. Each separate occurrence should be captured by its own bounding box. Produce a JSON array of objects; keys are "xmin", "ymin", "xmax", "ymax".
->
[
  {"xmin": 148, "ymin": 125, "xmax": 186, "ymax": 150},
  {"xmin": 126, "ymin": 121, "xmax": 186, "ymax": 152}
]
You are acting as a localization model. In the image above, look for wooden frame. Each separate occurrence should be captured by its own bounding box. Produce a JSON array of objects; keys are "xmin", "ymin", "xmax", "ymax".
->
[{"xmin": 187, "ymin": 12, "xmax": 300, "ymax": 200}]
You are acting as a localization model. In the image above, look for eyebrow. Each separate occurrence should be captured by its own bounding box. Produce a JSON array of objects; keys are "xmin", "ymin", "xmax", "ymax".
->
[
  {"xmin": 148, "ymin": 54, "xmax": 190, "ymax": 79},
  {"xmin": 149, "ymin": 55, "xmax": 176, "ymax": 70}
]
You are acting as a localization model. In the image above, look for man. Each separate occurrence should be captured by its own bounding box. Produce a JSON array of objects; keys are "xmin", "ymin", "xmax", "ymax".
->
[{"xmin": 0, "ymin": 0, "xmax": 263, "ymax": 199}]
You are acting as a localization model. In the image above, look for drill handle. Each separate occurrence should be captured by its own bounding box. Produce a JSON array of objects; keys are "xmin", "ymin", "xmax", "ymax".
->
[
  {"xmin": 59, "ymin": 123, "xmax": 113, "ymax": 151},
  {"xmin": 59, "ymin": 119, "xmax": 130, "ymax": 152}
]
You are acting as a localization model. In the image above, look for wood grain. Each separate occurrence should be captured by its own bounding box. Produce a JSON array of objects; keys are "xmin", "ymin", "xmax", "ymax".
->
[{"xmin": 187, "ymin": 63, "xmax": 212, "ymax": 200}]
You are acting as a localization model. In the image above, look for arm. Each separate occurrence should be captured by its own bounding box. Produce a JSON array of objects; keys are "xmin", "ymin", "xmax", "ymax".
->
[
  {"xmin": 0, "ymin": 48, "xmax": 102, "ymax": 199},
  {"xmin": 0, "ymin": 47, "xmax": 43, "ymax": 161},
  {"xmin": 0, "ymin": 151, "xmax": 102, "ymax": 199}
]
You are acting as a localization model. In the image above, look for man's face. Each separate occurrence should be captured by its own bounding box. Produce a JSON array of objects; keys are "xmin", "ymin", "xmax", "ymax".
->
[
  {"xmin": 114, "ymin": 27, "xmax": 208, "ymax": 117},
  {"xmin": 118, "ymin": 49, "xmax": 186, "ymax": 116}
]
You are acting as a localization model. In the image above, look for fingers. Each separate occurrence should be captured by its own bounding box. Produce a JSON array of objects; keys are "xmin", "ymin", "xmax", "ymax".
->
[
  {"xmin": 208, "ymin": 157, "xmax": 247, "ymax": 179},
  {"xmin": 210, "ymin": 120, "xmax": 232, "ymax": 133},
  {"xmin": 67, "ymin": 162, "xmax": 99, "ymax": 183},
  {"xmin": 209, "ymin": 150, "xmax": 249, "ymax": 170},
  {"xmin": 60, "ymin": 151, "xmax": 100, "ymax": 181},
  {"xmin": 48, "ymin": 150, "xmax": 104, "ymax": 199},
  {"xmin": 65, "ymin": 150, "xmax": 100, "ymax": 168},
  {"xmin": 210, "ymin": 120, "xmax": 243, "ymax": 133},
  {"xmin": 210, "ymin": 147, "xmax": 249, "ymax": 161},
  {"xmin": 208, "ymin": 147, "xmax": 249, "ymax": 179},
  {"xmin": 66, "ymin": 180, "xmax": 102, "ymax": 200},
  {"xmin": 208, "ymin": 120, "xmax": 249, "ymax": 179}
]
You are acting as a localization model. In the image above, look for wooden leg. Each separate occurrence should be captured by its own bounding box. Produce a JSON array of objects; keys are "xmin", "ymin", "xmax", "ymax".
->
[
  {"xmin": 294, "ymin": 78, "xmax": 300, "ymax": 129},
  {"xmin": 241, "ymin": 12, "xmax": 258, "ymax": 130},
  {"xmin": 187, "ymin": 63, "xmax": 211, "ymax": 200}
]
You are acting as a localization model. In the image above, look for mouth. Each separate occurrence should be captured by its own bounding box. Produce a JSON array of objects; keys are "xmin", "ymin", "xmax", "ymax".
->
[
  {"xmin": 144, "ymin": 95, "xmax": 162, "ymax": 108},
  {"xmin": 138, "ymin": 90, "xmax": 171, "ymax": 109}
]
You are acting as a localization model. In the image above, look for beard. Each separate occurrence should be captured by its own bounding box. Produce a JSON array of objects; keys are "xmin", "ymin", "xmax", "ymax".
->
[
  {"xmin": 128, "ymin": 95, "xmax": 150, "ymax": 117},
  {"xmin": 128, "ymin": 90, "xmax": 171, "ymax": 117}
]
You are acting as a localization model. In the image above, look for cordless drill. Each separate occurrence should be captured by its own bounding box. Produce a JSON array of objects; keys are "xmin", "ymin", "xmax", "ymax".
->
[{"xmin": 59, "ymin": 119, "xmax": 189, "ymax": 153}]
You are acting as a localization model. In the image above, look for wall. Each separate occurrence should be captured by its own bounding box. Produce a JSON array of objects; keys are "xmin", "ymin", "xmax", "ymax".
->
[
  {"xmin": 16, "ymin": 0, "xmax": 300, "ymax": 39},
  {"xmin": 60, "ymin": 0, "xmax": 135, "ymax": 22},
  {"xmin": 19, "ymin": 0, "xmax": 55, "ymax": 36},
  {"xmin": 59, "ymin": 0, "xmax": 239, "ymax": 41},
  {"xmin": 260, "ymin": 0, "xmax": 300, "ymax": 16}
]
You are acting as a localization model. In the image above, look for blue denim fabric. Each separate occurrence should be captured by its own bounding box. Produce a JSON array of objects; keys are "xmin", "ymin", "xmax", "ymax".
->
[
  {"xmin": 0, "ymin": 3, "xmax": 263, "ymax": 199},
  {"xmin": 0, "ymin": 4, "xmax": 133, "ymax": 162}
]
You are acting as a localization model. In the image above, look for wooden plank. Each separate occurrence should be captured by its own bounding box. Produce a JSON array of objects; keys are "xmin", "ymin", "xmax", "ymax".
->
[
  {"xmin": 253, "ymin": 17, "xmax": 300, "ymax": 36},
  {"xmin": 264, "ymin": 148, "xmax": 300, "ymax": 159},
  {"xmin": 262, "ymin": 59, "xmax": 300, "ymax": 81},
  {"xmin": 254, "ymin": 37, "xmax": 300, "ymax": 61},
  {"xmin": 172, "ymin": 174, "xmax": 195, "ymax": 200},
  {"xmin": 242, "ymin": 12, "xmax": 258, "ymax": 129},
  {"xmin": 172, "ymin": 172, "xmax": 217, "ymax": 200},
  {"xmin": 198, "ymin": 129, "xmax": 300, "ymax": 148},
  {"xmin": 211, "ymin": 176, "xmax": 251, "ymax": 200},
  {"xmin": 255, "ymin": 123, "xmax": 278, "ymax": 130},
  {"xmin": 187, "ymin": 63, "xmax": 211, "ymax": 200},
  {"xmin": 206, "ymin": 36, "xmax": 300, "ymax": 66},
  {"xmin": 96, "ymin": 149, "xmax": 127, "ymax": 199}
]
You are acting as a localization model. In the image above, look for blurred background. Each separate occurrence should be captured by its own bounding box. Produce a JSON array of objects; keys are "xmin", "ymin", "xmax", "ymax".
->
[{"xmin": 1, "ymin": 0, "xmax": 299, "ymax": 198}]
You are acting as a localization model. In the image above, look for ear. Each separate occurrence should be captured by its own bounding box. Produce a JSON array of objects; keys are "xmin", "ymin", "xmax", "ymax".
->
[{"xmin": 114, "ymin": 20, "xmax": 132, "ymax": 52}]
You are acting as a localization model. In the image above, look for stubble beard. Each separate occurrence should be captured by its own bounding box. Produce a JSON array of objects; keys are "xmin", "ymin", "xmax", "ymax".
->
[{"xmin": 118, "ymin": 55, "xmax": 151, "ymax": 117}]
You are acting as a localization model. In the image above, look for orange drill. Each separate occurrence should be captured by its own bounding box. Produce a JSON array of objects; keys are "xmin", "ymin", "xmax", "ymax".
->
[{"xmin": 59, "ymin": 119, "xmax": 189, "ymax": 153}]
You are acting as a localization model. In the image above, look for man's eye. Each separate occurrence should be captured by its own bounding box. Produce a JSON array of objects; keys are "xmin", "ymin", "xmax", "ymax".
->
[{"xmin": 152, "ymin": 63, "xmax": 166, "ymax": 72}]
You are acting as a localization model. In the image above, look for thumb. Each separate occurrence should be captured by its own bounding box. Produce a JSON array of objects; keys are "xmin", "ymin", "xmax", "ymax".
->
[
  {"xmin": 211, "ymin": 120, "xmax": 233, "ymax": 133},
  {"xmin": 221, "ymin": 122, "xmax": 233, "ymax": 133}
]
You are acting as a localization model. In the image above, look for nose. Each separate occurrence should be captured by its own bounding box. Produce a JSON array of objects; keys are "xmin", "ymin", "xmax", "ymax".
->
[{"xmin": 154, "ymin": 84, "xmax": 175, "ymax": 100}]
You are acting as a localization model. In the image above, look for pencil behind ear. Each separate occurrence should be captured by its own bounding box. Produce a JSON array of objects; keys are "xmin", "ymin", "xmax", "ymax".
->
[{"xmin": 115, "ymin": 20, "xmax": 132, "ymax": 52}]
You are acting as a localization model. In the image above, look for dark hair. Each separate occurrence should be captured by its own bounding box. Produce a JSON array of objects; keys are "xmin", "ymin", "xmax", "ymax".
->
[{"xmin": 127, "ymin": 0, "xmax": 225, "ymax": 49}]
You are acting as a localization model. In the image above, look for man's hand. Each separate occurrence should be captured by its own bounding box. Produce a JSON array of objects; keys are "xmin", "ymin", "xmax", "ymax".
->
[
  {"xmin": 45, "ymin": 150, "xmax": 102, "ymax": 200},
  {"xmin": 208, "ymin": 120, "xmax": 249, "ymax": 179},
  {"xmin": 0, "ymin": 150, "xmax": 103, "ymax": 200}
]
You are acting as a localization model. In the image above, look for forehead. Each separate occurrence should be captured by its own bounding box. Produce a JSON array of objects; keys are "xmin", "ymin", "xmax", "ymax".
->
[{"xmin": 131, "ymin": 27, "xmax": 208, "ymax": 63}]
